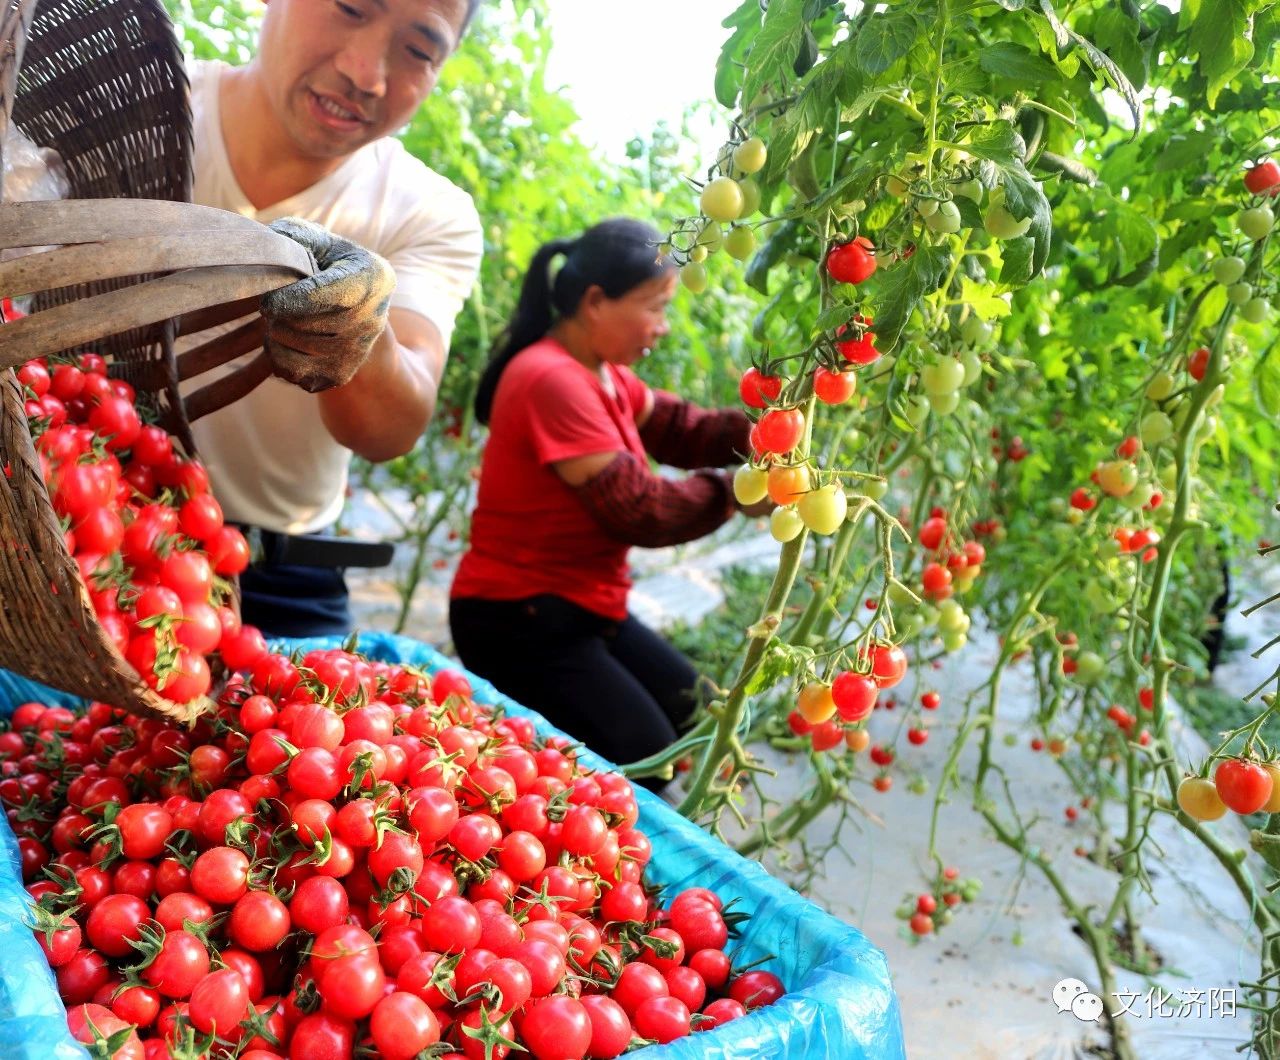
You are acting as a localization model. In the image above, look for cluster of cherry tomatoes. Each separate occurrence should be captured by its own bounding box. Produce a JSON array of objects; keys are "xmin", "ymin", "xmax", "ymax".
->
[
  {"xmin": 14, "ymin": 320, "xmax": 260, "ymax": 705},
  {"xmin": 5, "ymin": 647, "xmax": 787, "ymax": 1058}
]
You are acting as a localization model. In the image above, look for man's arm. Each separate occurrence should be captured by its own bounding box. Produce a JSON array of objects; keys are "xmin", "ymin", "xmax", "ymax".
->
[{"xmin": 318, "ymin": 307, "xmax": 443, "ymax": 462}]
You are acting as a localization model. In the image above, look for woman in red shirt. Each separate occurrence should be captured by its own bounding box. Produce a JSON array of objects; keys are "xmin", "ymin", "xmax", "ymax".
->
[{"xmin": 450, "ymin": 219, "xmax": 763, "ymax": 785}]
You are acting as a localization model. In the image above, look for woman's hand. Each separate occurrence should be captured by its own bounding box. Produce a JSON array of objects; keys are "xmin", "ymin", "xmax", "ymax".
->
[{"xmin": 736, "ymin": 496, "xmax": 775, "ymax": 519}]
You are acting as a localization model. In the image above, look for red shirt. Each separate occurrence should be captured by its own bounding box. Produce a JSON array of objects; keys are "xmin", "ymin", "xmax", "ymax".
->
[{"xmin": 451, "ymin": 339, "xmax": 651, "ymax": 621}]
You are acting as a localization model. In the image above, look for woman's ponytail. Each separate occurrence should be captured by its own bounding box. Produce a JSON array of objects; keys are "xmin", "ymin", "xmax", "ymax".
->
[
  {"xmin": 474, "ymin": 237, "xmax": 575, "ymax": 424},
  {"xmin": 475, "ymin": 219, "xmax": 671, "ymax": 425}
]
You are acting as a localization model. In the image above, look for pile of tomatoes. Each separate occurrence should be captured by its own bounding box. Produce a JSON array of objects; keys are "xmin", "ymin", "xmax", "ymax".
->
[
  {"xmin": 13, "ymin": 325, "xmax": 260, "ymax": 705},
  {"xmin": 3, "ymin": 645, "xmax": 785, "ymax": 1059}
]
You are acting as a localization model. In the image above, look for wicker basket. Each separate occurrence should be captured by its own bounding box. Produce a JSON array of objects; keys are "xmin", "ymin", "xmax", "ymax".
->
[{"xmin": 0, "ymin": 0, "xmax": 312, "ymax": 721}]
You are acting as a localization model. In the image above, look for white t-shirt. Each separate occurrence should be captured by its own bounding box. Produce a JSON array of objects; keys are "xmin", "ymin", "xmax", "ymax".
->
[{"xmin": 183, "ymin": 59, "xmax": 483, "ymax": 534}]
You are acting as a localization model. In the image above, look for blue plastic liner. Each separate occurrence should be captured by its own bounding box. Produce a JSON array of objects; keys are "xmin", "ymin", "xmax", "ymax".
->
[{"xmin": 0, "ymin": 631, "xmax": 904, "ymax": 1059}]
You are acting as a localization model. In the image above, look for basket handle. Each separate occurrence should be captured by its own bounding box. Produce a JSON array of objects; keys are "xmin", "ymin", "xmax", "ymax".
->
[
  {"xmin": 0, "ymin": 263, "xmax": 306, "ymax": 370},
  {"xmin": 0, "ymin": 199, "xmax": 290, "ymax": 245},
  {"xmin": 0, "ymin": 200, "xmax": 313, "ymax": 371}
]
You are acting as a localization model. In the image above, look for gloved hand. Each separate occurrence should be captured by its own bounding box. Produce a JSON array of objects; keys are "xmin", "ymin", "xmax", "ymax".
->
[{"xmin": 260, "ymin": 217, "xmax": 395, "ymax": 393}]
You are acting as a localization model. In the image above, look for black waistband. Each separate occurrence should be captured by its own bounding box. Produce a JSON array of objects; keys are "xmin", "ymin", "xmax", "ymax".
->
[{"xmin": 233, "ymin": 524, "xmax": 395, "ymax": 569}]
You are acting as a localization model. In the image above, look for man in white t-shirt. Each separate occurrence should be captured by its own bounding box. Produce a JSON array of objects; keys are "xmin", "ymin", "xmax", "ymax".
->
[{"xmin": 186, "ymin": 0, "xmax": 483, "ymax": 636}]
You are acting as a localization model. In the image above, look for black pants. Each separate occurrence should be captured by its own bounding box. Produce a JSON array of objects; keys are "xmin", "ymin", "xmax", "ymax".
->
[
  {"xmin": 449, "ymin": 595, "xmax": 701, "ymax": 778},
  {"xmin": 239, "ymin": 564, "xmax": 351, "ymax": 639}
]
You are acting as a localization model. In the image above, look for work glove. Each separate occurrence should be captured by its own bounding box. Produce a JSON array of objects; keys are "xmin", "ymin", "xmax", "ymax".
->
[{"xmin": 260, "ymin": 217, "xmax": 395, "ymax": 393}]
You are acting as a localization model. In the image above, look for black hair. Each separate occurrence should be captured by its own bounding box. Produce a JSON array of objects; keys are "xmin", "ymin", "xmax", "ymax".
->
[
  {"xmin": 462, "ymin": 0, "xmax": 482, "ymax": 33},
  {"xmin": 474, "ymin": 218, "xmax": 671, "ymax": 425}
]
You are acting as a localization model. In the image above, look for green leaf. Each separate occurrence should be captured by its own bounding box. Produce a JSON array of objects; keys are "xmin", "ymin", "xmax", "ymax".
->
[
  {"xmin": 962, "ymin": 122, "xmax": 1025, "ymax": 166},
  {"xmin": 1188, "ymin": 0, "xmax": 1254, "ymax": 109},
  {"xmin": 1256, "ymin": 351, "xmax": 1280, "ymax": 417},
  {"xmin": 1073, "ymin": 33, "xmax": 1141, "ymax": 128},
  {"xmin": 744, "ymin": 642, "xmax": 794, "ymax": 695},
  {"xmin": 745, "ymin": 220, "xmax": 799, "ymax": 296},
  {"xmin": 1107, "ymin": 201, "xmax": 1159, "ymax": 278},
  {"xmin": 806, "ymin": 158, "xmax": 880, "ymax": 214},
  {"xmin": 854, "ymin": 12, "xmax": 919, "ymax": 76},
  {"xmin": 997, "ymin": 161, "xmax": 1053, "ymax": 278},
  {"xmin": 1037, "ymin": 0, "xmax": 1070, "ymax": 48},
  {"xmin": 714, "ymin": 1, "xmax": 760, "ymax": 109},
  {"xmin": 953, "ymin": 195, "xmax": 984, "ymax": 230},
  {"xmin": 959, "ymin": 277, "xmax": 1012, "ymax": 319},
  {"xmin": 998, "ymin": 237, "xmax": 1035, "ymax": 285},
  {"xmin": 1093, "ymin": 8, "xmax": 1151, "ymax": 89},
  {"xmin": 841, "ymin": 80, "xmax": 896, "ymax": 122},
  {"xmin": 794, "ymin": 27, "xmax": 819, "ymax": 78},
  {"xmin": 763, "ymin": 106, "xmax": 818, "ymax": 184},
  {"xmin": 742, "ymin": 0, "xmax": 807, "ymax": 105},
  {"xmin": 814, "ymin": 302, "xmax": 860, "ymax": 335},
  {"xmin": 1153, "ymin": 130, "xmax": 1218, "ymax": 173},
  {"xmin": 869, "ymin": 244, "xmax": 951, "ymax": 352},
  {"xmin": 978, "ymin": 42, "xmax": 1061, "ymax": 84}
]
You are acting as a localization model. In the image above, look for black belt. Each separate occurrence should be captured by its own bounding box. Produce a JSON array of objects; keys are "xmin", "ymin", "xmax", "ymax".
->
[{"xmin": 235, "ymin": 525, "xmax": 395, "ymax": 569}]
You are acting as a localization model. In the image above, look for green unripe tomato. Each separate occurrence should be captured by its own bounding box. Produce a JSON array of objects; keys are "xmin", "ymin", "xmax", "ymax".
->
[
  {"xmin": 1047, "ymin": 496, "xmax": 1068, "ymax": 519},
  {"xmin": 927, "ymin": 391, "xmax": 960, "ymax": 415},
  {"xmin": 797, "ymin": 484, "xmax": 848, "ymax": 536},
  {"xmin": 960, "ymin": 350, "xmax": 982, "ymax": 387},
  {"xmin": 984, "ymin": 190, "xmax": 1031, "ymax": 239},
  {"xmin": 1227, "ymin": 281, "xmax": 1254, "ymax": 306},
  {"xmin": 942, "ymin": 631, "xmax": 968, "ymax": 653},
  {"xmin": 1240, "ymin": 205, "xmax": 1275, "ymax": 241},
  {"xmin": 1074, "ymin": 650, "xmax": 1105, "ymax": 685},
  {"xmin": 1158, "ymin": 462, "xmax": 1178, "ymax": 491},
  {"xmin": 908, "ymin": 777, "xmax": 929, "ymax": 795},
  {"xmin": 953, "ymin": 178, "xmax": 982, "ymax": 202},
  {"xmin": 700, "ymin": 177, "xmax": 745, "ymax": 223},
  {"xmin": 1003, "ymin": 732, "xmax": 1018, "ymax": 748},
  {"xmin": 889, "ymin": 581, "xmax": 917, "ymax": 607},
  {"xmin": 915, "ymin": 197, "xmax": 939, "ymax": 218},
  {"xmin": 733, "ymin": 136, "xmax": 768, "ymax": 175},
  {"xmin": 938, "ymin": 601, "xmax": 968, "ymax": 634},
  {"xmin": 886, "ymin": 173, "xmax": 910, "ymax": 197},
  {"xmin": 903, "ymin": 395, "xmax": 931, "ymax": 428},
  {"xmin": 696, "ymin": 220, "xmax": 723, "ymax": 253},
  {"xmin": 863, "ymin": 477, "xmax": 889, "ymax": 501},
  {"xmin": 770, "ymin": 506, "xmax": 804, "ymax": 542},
  {"xmin": 1118, "ymin": 481, "xmax": 1154, "ymax": 511},
  {"xmin": 733, "ymin": 465, "xmax": 768, "ymax": 505},
  {"xmin": 1242, "ymin": 296, "xmax": 1270, "ymax": 324},
  {"xmin": 724, "ymin": 226, "xmax": 756, "ymax": 261},
  {"xmin": 920, "ymin": 357, "xmax": 966, "ymax": 395},
  {"xmin": 689, "ymin": 244, "xmax": 708, "ymax": 264},
  {"xmin": 925, "ymin": 201, "xmax": 962, "ymax": 234},
  {"xmin": 1145, "ymin": 370, "xmax": 1175, "ymax": 401},
  {"xmin": 737, "ymin": 178, "xmax": 761, "ymax": 217},
  {"xmin": 1066, "ymin": 507, "xmax": 1084, "ymax": 526},
  {"xmin": 1211, "ymin": 256, "xmax": 1247, "ymax": 285},
  {"xmin": 961, "ymin": 314, "xmax": 994, "ymax": 346},
  {"xmin": 679, "ymin": 261, "xmax": 708, "ymax": 293},
  {"xmin": 900, "ymin": 612, "xmax": 925, "ymax": 638},
  {"xmin": 1139, "ymin": 410, "xmax": 1174, "ymax": 446}
]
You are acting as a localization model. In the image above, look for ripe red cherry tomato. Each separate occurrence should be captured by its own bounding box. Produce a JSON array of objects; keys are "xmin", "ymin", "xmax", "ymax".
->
[
  {"xmin": 739, "ymin": 366, "xmax": 783, "ymax": 409},
  {"xmin": 1244, "ymin": 159, "xmax": 1280, "ymax": 196},
  {"xmin": 826, "ymin": 236, "xmax": 877, "ymax": 284}
]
